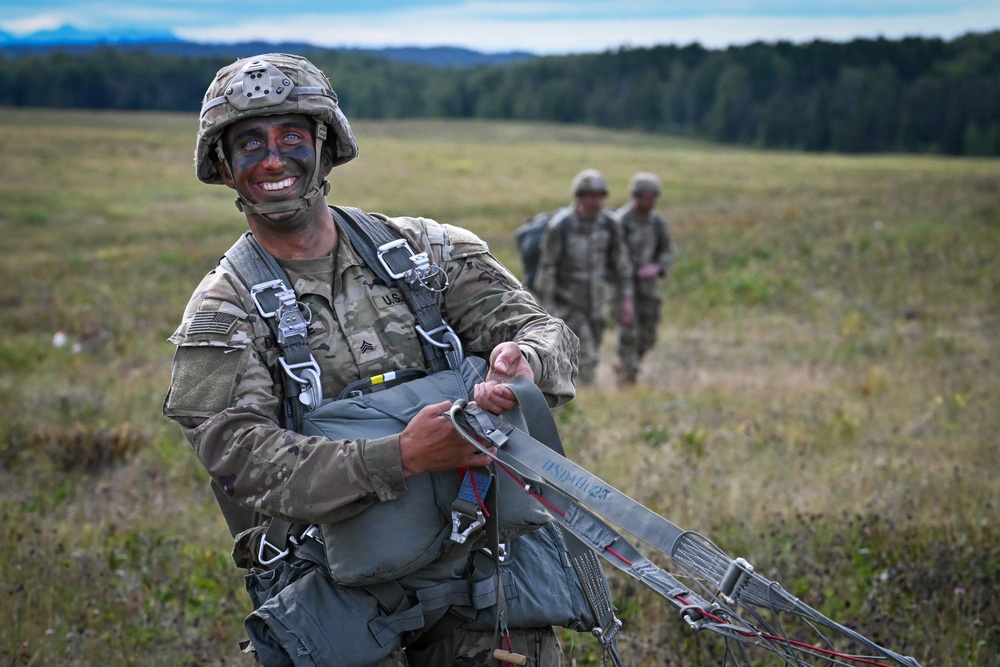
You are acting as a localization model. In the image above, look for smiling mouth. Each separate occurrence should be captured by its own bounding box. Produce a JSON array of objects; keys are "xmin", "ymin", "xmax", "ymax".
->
[{"xmin": 260, "ymin": 177, "xmax": 297, "ymax": 192}]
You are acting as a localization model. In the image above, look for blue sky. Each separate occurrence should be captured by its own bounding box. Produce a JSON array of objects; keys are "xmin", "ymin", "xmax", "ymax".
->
[{"xmin": 1, "ymin": 1, "xmax": 998, "ymax": 53}]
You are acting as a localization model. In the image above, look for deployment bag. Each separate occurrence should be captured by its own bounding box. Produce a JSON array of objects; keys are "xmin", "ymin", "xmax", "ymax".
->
[{"xmin": 297, "ymin": 355, "xmax": 550, "ymax": 587}]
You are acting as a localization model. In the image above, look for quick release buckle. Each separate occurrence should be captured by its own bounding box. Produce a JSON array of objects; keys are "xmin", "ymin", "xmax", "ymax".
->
[
  {"xmin": 278, "ymin": 357, "xmax": 323, "ymax": 408},
  {"xmin": 250, "ymin": 279, "xmax": 287, "ymax": 317},
  {"xmin": 251, "ymin": 281, "xmax": 312, "ymax": 344},
  {"xmin": 450, "ymin": 508, "xmax": 486, "ymax": 544},
  {"xmin": 257, "ymin": 533, "xmax": 290, "ymax": 567},
  {"xmin": 377, "ymin": 239, "xmax": 449, "ymax": 292}
]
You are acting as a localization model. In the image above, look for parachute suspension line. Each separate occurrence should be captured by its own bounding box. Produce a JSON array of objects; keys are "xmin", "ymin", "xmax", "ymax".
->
[{"xmin": 445, "ymin": 388, "xmax": 924, "ymax": 667}]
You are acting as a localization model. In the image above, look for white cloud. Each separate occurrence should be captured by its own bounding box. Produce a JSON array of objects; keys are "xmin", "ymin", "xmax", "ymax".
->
[
  {"xmin": 0, "ymin": 14, "xmax": 70, "ymax": 35},
  {"xmin": 5, "ymin": 1, "xmax": 999, "ymax": 51},
  {"xmin": 175, "ymin": 6, "xmax": 1000, "ymax": 53}
]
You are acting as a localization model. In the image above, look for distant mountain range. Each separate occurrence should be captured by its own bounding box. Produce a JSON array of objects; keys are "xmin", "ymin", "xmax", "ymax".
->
[
  {"xmin": 0, "ymin": 25, "xmax": 536, "ymax": 68},
  {"xmin": 0, "ymin": 25, "xmax": 179, "ymax": 45}
]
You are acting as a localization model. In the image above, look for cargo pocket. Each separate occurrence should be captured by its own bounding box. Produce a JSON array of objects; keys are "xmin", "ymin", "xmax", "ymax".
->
[{"xmin": 245, "ymin": 566, "xmax": 403, "ymax": 667}]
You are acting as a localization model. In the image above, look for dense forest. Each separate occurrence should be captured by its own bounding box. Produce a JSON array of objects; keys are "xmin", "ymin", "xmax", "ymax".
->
[{"xmin": 2, "ymin": 31, "xmax": 999, "ymax": 155}]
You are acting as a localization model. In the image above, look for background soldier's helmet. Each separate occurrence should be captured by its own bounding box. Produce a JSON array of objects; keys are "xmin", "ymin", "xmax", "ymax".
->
[
  {"xmin": 628, "ymin": 171, "xmax": 663, "ymax": 196},
  {"xmin": 195, "ymin": 53, "xmax": 359, "ymax": 185},
  {"xmin": 570, "ymin": 169, "xmax": 609, "ymax": 197}
]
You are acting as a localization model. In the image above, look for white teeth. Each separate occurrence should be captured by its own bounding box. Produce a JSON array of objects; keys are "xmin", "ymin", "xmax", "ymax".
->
[{"xmin": 261, "ymin": 178, "xmax": 295, "ymax": 191}]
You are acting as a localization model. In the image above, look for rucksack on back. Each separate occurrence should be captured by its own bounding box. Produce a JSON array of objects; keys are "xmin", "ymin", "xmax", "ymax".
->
[{"xmin": 514, "ymin": 208, "xmax": 570, "ymax": 291}]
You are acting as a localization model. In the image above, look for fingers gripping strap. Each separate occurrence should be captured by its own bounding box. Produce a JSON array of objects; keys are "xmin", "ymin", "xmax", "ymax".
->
[{"xmin": 501, "ymin": 375, "xmax": 565, "ymax": 455}]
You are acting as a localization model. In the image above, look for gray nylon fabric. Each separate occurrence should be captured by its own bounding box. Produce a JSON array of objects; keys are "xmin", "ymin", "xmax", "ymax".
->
[{"xmin": 299, "ymin": 356, "xmax": 550, "ymax": 587}]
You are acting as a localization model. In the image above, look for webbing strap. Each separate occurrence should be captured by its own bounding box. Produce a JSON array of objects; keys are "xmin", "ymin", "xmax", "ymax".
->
[
  {"xmin": 223, "ymin": 232, "xmax": 322, "ymax": 425},
  {"xmin": 221, "ymin": 232, "xmax": 320, "ymax": 557},
  {"xmin": 474, "ymin": 376, "xmax": 688, "ymax": 557},
  {"xmin": 450, "ymin": 383, "xmax": 924, "ymax": 667},
  {"xmin": 332, "ymin": 205, "xmax": 461, "ymax": 373},
  {"xmin": 362, "ymin": 560, "xmax": 504, "ymax": 649},
  {"xmin": 446, "ymin": 380, "xmax": 702, "ymax": 620},
  {"xmin": 496, "ymin": 378, "xmax": 624, "ymax": 663}
]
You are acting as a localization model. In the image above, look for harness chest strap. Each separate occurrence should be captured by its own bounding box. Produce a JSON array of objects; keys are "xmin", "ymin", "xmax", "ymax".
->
[
  {"xmin": 332, "ymin": 205, "xmax": 463, "ymax": 374},
  {"xmin": 221, "ymin": 232, "xmax": 319, "ymax": 562},
  {"xmin": 222, "ymin": 232, "xmax": 323, "ymax": 425}
]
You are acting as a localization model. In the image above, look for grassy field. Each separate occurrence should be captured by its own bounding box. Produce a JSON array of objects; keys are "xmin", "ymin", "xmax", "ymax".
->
[{"xmin": 0, "ymin": 107, "xmax": 997, "ymax": 666}]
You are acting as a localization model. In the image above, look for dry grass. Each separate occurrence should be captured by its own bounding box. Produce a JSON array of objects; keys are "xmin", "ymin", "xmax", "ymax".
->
[{"xmin": 0, "ymin": 107, "xmax": 997, "ymax": 666}]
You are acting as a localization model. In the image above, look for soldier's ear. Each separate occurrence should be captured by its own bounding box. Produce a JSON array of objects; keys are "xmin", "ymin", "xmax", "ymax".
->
[
  {"xmin": 320, "ymin": 144, "xmax": 336, "ymax": 173},
  {"xmin": 217, "ymin": 158, "xmax": 235, "ymax": 189}
]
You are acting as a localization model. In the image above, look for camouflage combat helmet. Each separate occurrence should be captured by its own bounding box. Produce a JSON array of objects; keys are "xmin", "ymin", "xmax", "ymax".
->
[
  {"xmin": 628, "ymin": 171, "xmax": 662, "ymax": 196},
  {"xmin": 196, "ymin": 53, "xmax": 359, "ymax": 217},
  {"xmin": 570, "ymin": 169, "xmax": 609, "ymax": 197}
]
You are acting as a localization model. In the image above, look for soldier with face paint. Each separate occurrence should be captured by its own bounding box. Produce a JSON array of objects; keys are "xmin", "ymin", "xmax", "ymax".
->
[{"xmin": 163, "ymin": 54, "xmax": 578, "ymax": 667}]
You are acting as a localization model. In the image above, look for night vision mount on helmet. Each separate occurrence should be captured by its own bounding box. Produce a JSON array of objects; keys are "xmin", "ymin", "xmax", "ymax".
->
[{"xmin": 196, "ymin": 53, "xmax": 360, "ymax": 219}]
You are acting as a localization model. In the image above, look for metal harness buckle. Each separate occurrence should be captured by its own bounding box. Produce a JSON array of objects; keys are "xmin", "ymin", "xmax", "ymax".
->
[
  {"xmin": 377, "ymin": 239, "xmax": 448, "ymax": 292},
  {"xmin": 249, "ymin": 279, "xmax": 287, "ymax": 318},
  {"xmin": 257, "ymin": 533, "xmax": 290, "ymax": 567},
  {"xmin": 278, "ymin": 358, "xmax": 323, "ymax": 408},
  {"xmin": 450, "ymin": 507, "xmax": 486, "ymax": 544}
]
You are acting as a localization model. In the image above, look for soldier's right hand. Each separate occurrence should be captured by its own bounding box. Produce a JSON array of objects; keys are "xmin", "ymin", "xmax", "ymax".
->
[{"xmin": 399, "ymin": 400, "xmax": 495, "ymax": 476}]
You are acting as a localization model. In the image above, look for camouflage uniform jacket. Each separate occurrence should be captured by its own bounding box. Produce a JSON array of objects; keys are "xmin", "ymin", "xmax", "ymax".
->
[
  {"xmin": 616, "ymin": 203, "xmax": 674, "ymax": 295},
  {"xmin": 534, "ymin": 208, "xmax": 634, "ymax": 319},
  {"xmin": 163, "ymin": 209, "xmax": 579, "ymax": 526}
]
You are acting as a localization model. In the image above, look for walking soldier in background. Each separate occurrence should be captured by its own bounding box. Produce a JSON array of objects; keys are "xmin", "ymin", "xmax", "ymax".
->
[{"xmin": 615, "ymin": 171, "xmax": 674, "ymax": 385}]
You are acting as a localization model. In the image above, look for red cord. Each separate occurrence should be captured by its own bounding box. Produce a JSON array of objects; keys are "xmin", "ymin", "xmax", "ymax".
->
[{"xmin": 488, "ymin": 460, "xmax": 894, "ymax": 667}]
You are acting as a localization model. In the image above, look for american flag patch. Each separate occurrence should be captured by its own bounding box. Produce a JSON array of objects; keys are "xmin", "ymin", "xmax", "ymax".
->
[{"xmin": 188, "ymin": 311, "xmax": 238, "ymax": 336}]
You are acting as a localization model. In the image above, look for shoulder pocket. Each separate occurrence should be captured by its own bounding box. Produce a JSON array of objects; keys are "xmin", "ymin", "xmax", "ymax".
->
[
  {"xmin": 165, "ymin": 303, "xmax": 252, "ymax": 418},
  {"xmin": 164, "ymin": 343, "xmax": 246, "ymax": 418}
]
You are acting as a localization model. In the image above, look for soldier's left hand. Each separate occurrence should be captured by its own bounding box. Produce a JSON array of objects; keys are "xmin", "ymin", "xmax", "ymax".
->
[
  {"xmin": 620, "ymin": 296, "xmax": 635, "ymax": 327},
  {"xmin": 474, "ymin": 342, "xmax": 534, "ymax": 414}
]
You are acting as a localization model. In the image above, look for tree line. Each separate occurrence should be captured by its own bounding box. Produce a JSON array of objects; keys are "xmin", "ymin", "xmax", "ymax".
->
[{"xmin": 2, "ymin": 31, "xmax": 999, "ymax": 156}]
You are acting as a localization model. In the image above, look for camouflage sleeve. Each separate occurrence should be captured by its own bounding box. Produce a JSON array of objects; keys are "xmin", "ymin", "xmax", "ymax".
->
[
  {"xmin": 609, "ymin": 214, "xmax": 635, "ymax": 299},
  {"xmin": 655, "ymin": 211, "xmax": 675, "ymax": 274},
  {"xmin": 533, "ymin": 217, "xmax": 563, "ymax": 313},
  {"xmin": 162, "ymin": 267, "xmax": 406, "ymax": 525},
  {"xmin": 389, "ymin": 217, "xmax": 579, "ymax": 406}
]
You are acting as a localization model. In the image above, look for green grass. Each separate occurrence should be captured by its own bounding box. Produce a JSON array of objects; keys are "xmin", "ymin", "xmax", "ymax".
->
[{"xmin": 0, "ymin": 106, "xmax": 997, "ymax": 666}]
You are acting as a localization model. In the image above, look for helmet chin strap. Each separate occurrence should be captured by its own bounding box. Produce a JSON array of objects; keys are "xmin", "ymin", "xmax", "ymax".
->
[{"xmin": 218, "ymin": 122, "xmax": 331, "ymax": 224}]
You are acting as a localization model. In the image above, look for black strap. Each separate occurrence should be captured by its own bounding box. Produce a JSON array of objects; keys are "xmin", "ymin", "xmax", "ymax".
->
[
  {"xmin": 223, "ymin": 232, "xmax": 318, "ymax": 430},
  {"xmin": 220, "ymin": 232, "xmax": 319, "ymax": 559},
  {"xmin": 332, "ymin": 205, "xmax": 461, "ymax": 373}
]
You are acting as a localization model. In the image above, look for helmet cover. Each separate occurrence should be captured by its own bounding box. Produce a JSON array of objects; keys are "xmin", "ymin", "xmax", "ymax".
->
[
  {"xmin": 570, "ymin": 169, "xmax": 609, "ymax": 197},
  {"xmin": 628, "ymin": 171, "xmax": 663, "ymax": 196},
  {"xmin": 195, "ymin": 53, "xmax": 358, "ymax": 184}
]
